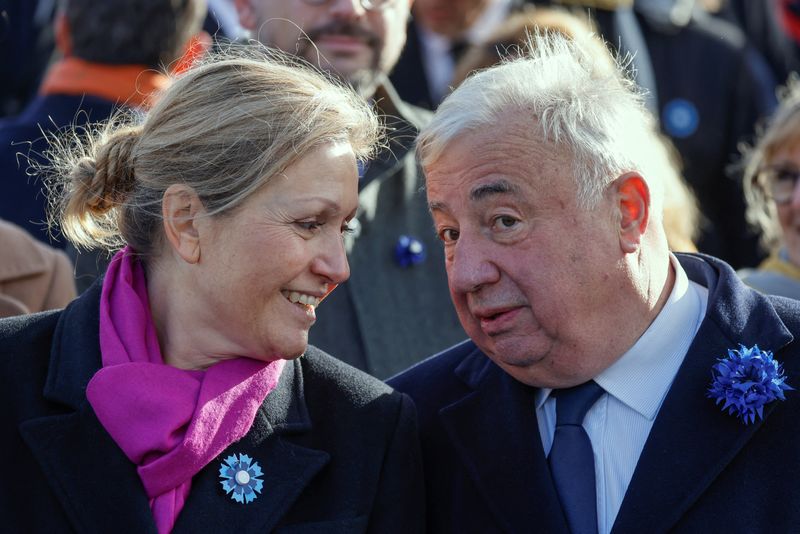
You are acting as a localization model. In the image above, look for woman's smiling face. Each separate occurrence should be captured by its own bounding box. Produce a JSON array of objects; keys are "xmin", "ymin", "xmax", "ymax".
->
[{"xmin": 193, "ymin": 141, "xmax": 359, "ymax": 362}]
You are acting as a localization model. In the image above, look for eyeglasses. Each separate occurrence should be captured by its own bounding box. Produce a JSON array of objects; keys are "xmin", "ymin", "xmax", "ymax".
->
[
  {"xmin": 760, "ymin": 166, "xmax": 800, "ymax": 204},
  {"xmin": 299, "ymin": 0, "xmax": 394, "ymax": 11}
]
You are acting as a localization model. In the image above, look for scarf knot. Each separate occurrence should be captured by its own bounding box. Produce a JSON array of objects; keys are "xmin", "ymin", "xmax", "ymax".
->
[{"xmin": 87, "ymin": 247, "xmax": 285, "ymax": 533}]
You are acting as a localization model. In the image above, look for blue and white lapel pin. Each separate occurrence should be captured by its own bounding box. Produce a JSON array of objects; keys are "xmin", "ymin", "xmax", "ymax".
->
[{"xmin": 219, "ymin": 453, "xmax": 264, "ymax": 504}]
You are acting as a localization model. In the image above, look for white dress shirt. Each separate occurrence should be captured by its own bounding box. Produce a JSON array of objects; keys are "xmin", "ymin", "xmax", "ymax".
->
[{"xmin": 535, "ymin": 255, "xmax": 708, "ymax": 534}]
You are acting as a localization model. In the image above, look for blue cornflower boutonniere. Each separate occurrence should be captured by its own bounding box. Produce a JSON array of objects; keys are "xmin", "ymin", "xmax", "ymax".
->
[
  {"xmin": 219, "ymin": 453, "xmax": 264, "ymax": 504},
  {"xmin": 394, "ymin": 235, "xmax": 426, "ymax": 267},
  {"xmin": 708, "ymin": 344, "xmax": 793, "ymax": 424}
]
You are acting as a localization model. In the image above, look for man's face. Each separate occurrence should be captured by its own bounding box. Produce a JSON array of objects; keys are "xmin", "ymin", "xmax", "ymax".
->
[
  {"xmin": 769, "ymin": 142, "xmax": 800, "ymax": 267},
  {"xmin": 426, "ymin": 119, "xmax": 627, "ymax": 388},
  {"xmin": 412, "ymin": 0, "xmax": 489, "ymax": 38},
  {"xmin": 236, "ymin": 0, "xmax": 410, "ymax": 96}
]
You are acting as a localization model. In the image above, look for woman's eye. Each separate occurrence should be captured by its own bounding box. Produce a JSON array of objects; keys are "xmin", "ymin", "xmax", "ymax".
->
[
  {"xmin": 297, "ymin": 220, "xmax": 323, "ymax": 232},
  {"xmin": 341, "ymin": 221, "xmax": 356, "ymax": 235}
]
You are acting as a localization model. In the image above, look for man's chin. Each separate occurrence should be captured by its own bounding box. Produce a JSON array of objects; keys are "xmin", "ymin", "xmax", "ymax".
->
[{"xmin": 312, "ymin": 59, "xmax": 381, "ymax": 96}]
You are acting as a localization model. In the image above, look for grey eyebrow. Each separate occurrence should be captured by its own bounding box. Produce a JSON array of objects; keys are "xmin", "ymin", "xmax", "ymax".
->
[
  {"xmin": 469, "ymin": 180, "xmax": 520, "ymax": 201},
  {"xmin": 428, "ymin": 200, "xmax": 448, "ymax": 213}
]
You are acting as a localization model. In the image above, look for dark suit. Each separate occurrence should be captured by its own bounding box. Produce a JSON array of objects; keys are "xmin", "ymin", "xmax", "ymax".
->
[
  {"xmin": 638, "ymin": 10, "xmax": 777, "ymax": 269},
  {"xmin": 389, "ymin": 253, "xmax": 800, "ymax": 533},
  {"xmin": 0, "ymin": 282, "xmax": 424, "ymax": 533},
  {"xmin": 0, "ymin": 94, "xmax": 118, "ymax": 247}
]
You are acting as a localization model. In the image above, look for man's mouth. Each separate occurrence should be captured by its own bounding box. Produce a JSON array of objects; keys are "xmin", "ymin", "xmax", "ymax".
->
[{"xmin": 474, "ymin": 306, "xmax": 523, "ymax": 335}]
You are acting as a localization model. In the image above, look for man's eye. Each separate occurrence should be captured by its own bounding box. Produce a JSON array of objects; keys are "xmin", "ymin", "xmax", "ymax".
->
[
  {"xmin": 494, "ymin": 216, "xmax": 518, "ymax": 229},
  {"xmin": 439, "ymin": 228, "xmax": 460, "ymax": 243}
]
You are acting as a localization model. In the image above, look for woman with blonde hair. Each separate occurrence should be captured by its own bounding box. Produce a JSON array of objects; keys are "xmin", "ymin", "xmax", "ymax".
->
[
  {"xmin": 740, "ymin": 78, "xmax": 800, "ymax": 298},
  {"xmin": 0, "ymin": 51, "xmax": 422, "ymax": 533}
]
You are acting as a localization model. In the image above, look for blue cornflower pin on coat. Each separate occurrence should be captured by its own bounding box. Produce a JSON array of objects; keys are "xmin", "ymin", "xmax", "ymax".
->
[
  {"xmin": 219, "ymin": 453, "xmax": 264, "ymax": 504},
  {"xmin": 707, "ymin": 344, "xmax": 793, "ymax": 424},
  {"xmin": 394, "ymin": 235, "xmax": 426, "ymax": 267}
]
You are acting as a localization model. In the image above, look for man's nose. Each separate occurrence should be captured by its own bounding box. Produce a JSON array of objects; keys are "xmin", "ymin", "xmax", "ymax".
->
[
  {"xmin": 447, "ymin": 235, "xmax": 500, "ymax": 294},
  {"xmin": 328, "ymin": 0, "xmax": 367, "ymax": 18}
]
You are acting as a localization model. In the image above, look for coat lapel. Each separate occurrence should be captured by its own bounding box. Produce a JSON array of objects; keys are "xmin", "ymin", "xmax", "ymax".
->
[
  {"xmin": 23, "ymin": 285, "xmax": 330, "ymax": 534},
  {"xmin": 440, "ymin": 348, "xmax": 570, "ymax": 533},
  {"xmin": 20, "ymin": 403, "xmax": 158, "ymax": 533},
  {"xmin": 19, "ymin": 283, "xmax": 158, "ymax": 533},
  {"xmin": 612, "ymin": 254, "xmax": 796, "ymax": 533},
  {"xmin": 174, "ymin": 358, "xmax": 330, "ymax": 534}
]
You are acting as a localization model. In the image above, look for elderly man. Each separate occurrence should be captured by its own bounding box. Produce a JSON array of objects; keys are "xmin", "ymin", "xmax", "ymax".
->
[
  {"xmin": 234, "ymin": 0, "xmax": 465, "ymax": 378},
  {"xmin": 389, "ymin": 32, "xmax": 800, "ymax": 533}
]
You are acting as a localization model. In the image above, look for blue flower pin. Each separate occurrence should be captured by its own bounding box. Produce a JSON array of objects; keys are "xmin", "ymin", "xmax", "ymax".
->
[
  {"xmin": 394, "ymin": 235, "xmax": 426, "ymax": 267},
  {"xmin": 707, "ymin": 344, "xmax": 793, "ymax": 424},
  {"xmin": 219, "ymin": 453, "xmax": 264, "ymax": 504}
]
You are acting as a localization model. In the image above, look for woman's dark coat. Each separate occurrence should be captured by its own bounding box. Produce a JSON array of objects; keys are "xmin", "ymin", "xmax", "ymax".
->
[{"xmin": 0, "ymin": 282, "xmax": 424, "ymax": 533}]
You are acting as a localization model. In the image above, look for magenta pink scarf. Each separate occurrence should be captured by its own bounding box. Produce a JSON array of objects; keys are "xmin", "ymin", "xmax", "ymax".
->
[{"xmin": 86, "ymin": 247, "xmax": 285, "ymax": 534}]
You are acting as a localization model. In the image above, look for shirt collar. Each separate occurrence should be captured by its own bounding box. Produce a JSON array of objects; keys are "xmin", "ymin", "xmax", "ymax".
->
[{"xmin": 535, "ymin": 254, "xmax": 705, "ymax": 418}]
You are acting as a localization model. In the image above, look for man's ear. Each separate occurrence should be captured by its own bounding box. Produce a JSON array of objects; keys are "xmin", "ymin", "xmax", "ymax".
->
[
  {"xmin": 614, "ymin": 172, "xmax": 650, "ymax": 254},
  {"xmin": 233, "ymin": 0, "xmax": 257, "ymax": 31},
  {"xmin": 162, "ymin": 184, "xmax": 205, "ymax": 264}
]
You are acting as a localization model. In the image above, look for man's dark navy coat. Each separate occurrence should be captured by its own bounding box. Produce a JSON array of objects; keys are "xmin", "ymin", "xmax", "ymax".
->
[
  {"xmin": 389, "ymin": 253, "xmax": 800, "ymax": 533},
  {"xmin": 0, "ymin": 282, "xmax": 424, "ymax": 533}
]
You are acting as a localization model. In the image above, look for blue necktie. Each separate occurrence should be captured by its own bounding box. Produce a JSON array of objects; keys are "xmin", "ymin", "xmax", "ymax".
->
[{"xmin": 548, "ymin": 381, "xmax": 604, "ymax": 534}]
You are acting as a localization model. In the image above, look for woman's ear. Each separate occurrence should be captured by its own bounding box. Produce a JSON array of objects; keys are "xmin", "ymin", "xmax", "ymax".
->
[
  {"xmin": 162, "ymin": 184, "xmax": 205, "ymax": 264},
  {"xmin": 614, "ymin": 172, "xmax": 650, "ymax": 254}
]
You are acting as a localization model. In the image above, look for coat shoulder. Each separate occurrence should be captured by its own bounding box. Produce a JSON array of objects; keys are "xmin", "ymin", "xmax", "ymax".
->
[
  {"xmin": 388, "ymin": 339, "xmax": 477, "ymax": 391},
  {"xmin": 767, "ymin": 293, "xmax": 800, "ymax": 327},
  {"xmin": 0, "ymin": 309, "xmax": 60, "ymax": 357},
  {"xmin": 302, "ymin": 344, "xmax": 400, "ymax": 409}
]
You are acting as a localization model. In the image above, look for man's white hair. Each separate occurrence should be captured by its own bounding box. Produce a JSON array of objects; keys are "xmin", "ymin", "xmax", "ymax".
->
[{"xmin": 417, "ymin": 31, "xmax": 670, "ymax": 215}]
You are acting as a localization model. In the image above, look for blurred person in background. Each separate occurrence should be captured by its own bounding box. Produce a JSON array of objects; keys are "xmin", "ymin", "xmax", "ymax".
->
[
  {"xmin": 632, "ymin": 0, "xmax": 777, "ymax": 269},
  {"xmin": 0, "ymin": 0, "xmax": 57, "ymax": 118},
  {"xmin": 0, "ymin": 52, "xmax": 422, "ymax": 533},
  {"xmin": 740, "ymin": 78, "xmax": 800, "ymax": 299},
  {"xmin": 391, "ymin": 0, "xmax": 520, "ymax": 109},
  {"xmin": 0, "ymin": 218, "xmax": 75, "ymax": 318},
  {"xmin": 0, "ymin": 0, "xmax": 209, "ymax": 292},
  {"xmin": 234, "ymin": 0, "xmax": 466, "ymax": 378},
  {"xmin": 393, "ymin": 0, "xmax": 660, "ymax": 112},
  {"xmin": 715, "ymin": 0, "xmax": 800, "ymax": 85}
]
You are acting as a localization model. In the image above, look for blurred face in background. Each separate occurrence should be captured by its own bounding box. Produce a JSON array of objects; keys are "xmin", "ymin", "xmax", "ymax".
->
[
  {"xmin": 413, "ymin": 0, "xmax": 490, "ymax": 38},
  {"xmin": 235, "ymin": 0, "xmax": 411, "ymax": 97},
  {"xmin": 766, "ymin": 141, "xmax": 800, "ymax": 266}
]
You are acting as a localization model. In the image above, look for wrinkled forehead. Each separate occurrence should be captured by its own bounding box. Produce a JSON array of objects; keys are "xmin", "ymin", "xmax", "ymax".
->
[
  {"xmin": 423, "ymin": 123, "xmax": 577, "ymax": 212},
  {"xmin": 424, "ymin": 121, "xmax": 572, "ymax": 185}
]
